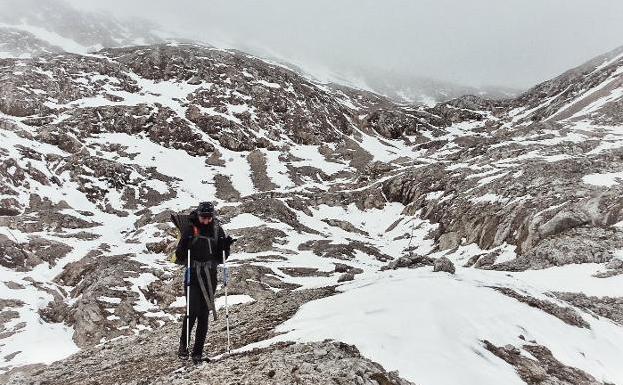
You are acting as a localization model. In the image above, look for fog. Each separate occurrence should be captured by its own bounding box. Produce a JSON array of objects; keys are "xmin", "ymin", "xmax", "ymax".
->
[{"xmin": 53, "ymin": 0, "xmax": 623, "ymax": 89}]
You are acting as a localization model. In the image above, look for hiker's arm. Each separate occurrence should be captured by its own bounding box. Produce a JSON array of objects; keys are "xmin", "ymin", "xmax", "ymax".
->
[
  {"xmin": 175, "ymin": 226, "xmax": 191, "ymax": 262},
  {"xmin": 218, "ymin": 227, "xmax": 235, "ymax": 260}
]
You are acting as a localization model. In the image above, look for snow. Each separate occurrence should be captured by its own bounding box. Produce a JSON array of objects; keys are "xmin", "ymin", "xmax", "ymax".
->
[
  {"xmin": 477, "ymin": 172, "xmax": 509, "ymax": 187},
  {"xmin": 263, "ymin": 150, "xmax": 296, "ymax": 190},
  {"xmin": 124, "ymin": 273, "xmax": 159, "ymax": 313},
  {"xmin": 425, "ymin": 191, "xmax": 444, "ymax": 201},
  {"xmin": 350, "ymin": 125, "xmax": 417, "ymax": 163},
  {"xmin": 0, "ymin": 22, "xmax": 89, "ymax": 54},
  {"xmin": 0, "ymin": 271, "xmax": 79, "ymax": 373},
  {"xmin": 245, "ymin": 266, "xmax": 623, "ymax": 385},
  {"xmin": 87, "ymin": 132, "xmax": 221, "ymax": 207},
  {"xmin": 215, "ymin": 294, "xmax": 255, "ymax": 309},
  {"xmin": 168, "ymin": 294, "xmax": 254, "ymax": 309},
  {"xmin": 0, "ymin": 309, "xmax": 79, "ymax": 369},
  {"xmin": 254, "ymin": 79, "xmax": 281, "ymax": 89},
  {"xmin": 227, "ymin": 213, "xmax": 266, "ymax": 229},
  {"xmin": 571, "ymin": 85, "xmax": 623, "ymax": 119},
  {"xmin": 494, "ymin": 244, "xmax": 518, "ymax": 264},
  {"xmin": 471, "ymin": 193, "xmax": 506, "ymax": 204},
  {"xmin": 221, "ymin": 150, "xmax": 255, "ymax": 197},
  {"xmin": 288, "ymin": 145, "xmax": 348, "ymax": 176},
  {"xmin": 98, "ymin": 296, "xmax": 122, "ymax": 304},
  {"xmin": 582, "ymin": 171, "xmax": 623, "ymax": 187}
]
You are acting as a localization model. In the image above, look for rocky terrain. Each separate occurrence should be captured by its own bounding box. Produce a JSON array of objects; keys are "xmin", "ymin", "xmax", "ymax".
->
[
  {"xmin": 1, "ymin": 3, "xmax": 623, "ymax": 383},
  {"xmin": 0, "ymin": 0, "xmax": 167, "ymax": 58}
]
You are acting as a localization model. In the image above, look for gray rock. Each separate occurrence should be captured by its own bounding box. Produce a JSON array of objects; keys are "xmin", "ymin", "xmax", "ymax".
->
[
  {"xmin": 554, "ymin": 292, "xmax": 623, "ymax": 325},
  {"xmin": 382, "ymin": 254, "xmax": 434, "ymax": 270},
  {"xmin": 433, "ymin": 257, "xmax": 456, "ymax": 274},
  {"xmin": 606, "ymin": 258, "xmax": 623, "ymax": 270},
  {"xmin": 338, "ymin": 273, "xmax": 355, "ymax": 282},
  {"xmin": 493, "ymin": 287, "xmax": 589, "ymax": 328},
  {"xmin": 483, "ymin": 340, "xmax": 602, "ymax": 385},
  {"xmin": 438, "ymin": 231, "xmax": 461, "ymax": 251}
]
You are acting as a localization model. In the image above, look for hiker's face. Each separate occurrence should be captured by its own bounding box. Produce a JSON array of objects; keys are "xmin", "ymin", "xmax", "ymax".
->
[{"xmin": 199, "ymin": 215, "xmax": 213, "ymax": 225}]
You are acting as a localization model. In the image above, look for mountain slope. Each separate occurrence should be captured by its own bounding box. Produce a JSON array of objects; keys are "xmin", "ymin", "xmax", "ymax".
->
[
  {"xmin": 1, "ymin": 39, "xmax": 623, "ymax": 385},
  {"xmin": 506, "ymin": 44, "xmax": 623, "ymax": 126},
  {"xmin": 0, "ymin": 0, "xmax": 166, "ymax": 57}
]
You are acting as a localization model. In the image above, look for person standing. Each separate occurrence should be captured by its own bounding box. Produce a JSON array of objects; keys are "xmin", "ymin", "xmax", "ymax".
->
[{"xmin": 175, "ymin": 201, "xmax": 234, "ymax": 363}]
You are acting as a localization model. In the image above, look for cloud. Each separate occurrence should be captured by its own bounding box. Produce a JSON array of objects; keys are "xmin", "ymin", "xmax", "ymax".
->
[{"xmin": 59, "ymin": 0, "xmax": 623, "ymax": 89}]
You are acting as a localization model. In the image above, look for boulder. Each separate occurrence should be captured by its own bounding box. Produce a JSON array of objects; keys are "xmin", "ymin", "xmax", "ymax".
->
[{"xmin": 433, "ymin": 257, "xmax": 456, "ymax": 274}]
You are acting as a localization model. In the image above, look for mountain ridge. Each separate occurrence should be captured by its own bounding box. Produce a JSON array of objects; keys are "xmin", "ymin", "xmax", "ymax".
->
[{"xmin": 0, "ymin": 9, "xmax": 623, "ymax": 385}]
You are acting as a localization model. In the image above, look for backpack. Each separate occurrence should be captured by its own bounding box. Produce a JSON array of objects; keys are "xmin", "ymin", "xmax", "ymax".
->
[
  {"xmin": 169, "ymin": 213, "xmax": 191, "ymax": 265},
  {"xmin": 169, "ymin": 212, "xmax": 221, "ymax": 265}
]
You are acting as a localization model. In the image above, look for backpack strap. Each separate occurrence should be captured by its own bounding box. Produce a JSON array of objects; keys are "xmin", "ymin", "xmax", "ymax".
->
[
  {"xmin": 190, "ymin": 222, "xmax": 219, "ymax": 252},
  {"xmin": 193, "ymin": 261, "xmax": 218, "ymax": 320},
  {"xmin": 190, "ymin": 225, "xmax": 199, "ymax": 245}
]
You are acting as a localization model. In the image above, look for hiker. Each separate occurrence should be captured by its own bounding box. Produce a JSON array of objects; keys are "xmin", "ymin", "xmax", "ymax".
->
[{"xmin": 175, "ymin": 201, "xmax": 235, "ymax": 363}]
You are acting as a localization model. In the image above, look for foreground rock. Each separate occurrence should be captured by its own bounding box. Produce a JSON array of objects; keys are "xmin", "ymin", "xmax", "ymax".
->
[
  {"xmin": 5, "ymin": 340, "xmax": 415, "ymax": 385},
  {"xmin": 3, "ymin": 287, "xmax": 417, "ymax": 385},
  {"xmin": 483, "ymin": 340, "xmax": 604, "ymax": 385},
  {"xmin": 433, "ymin": 257, "xmax": 455, "ymax": 274}
]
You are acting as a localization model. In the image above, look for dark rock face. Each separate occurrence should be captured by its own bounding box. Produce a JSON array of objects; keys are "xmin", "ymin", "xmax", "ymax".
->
[
  {"xmin": 0, "ymin": 299, "xmax": 24, "ymax": 340},
  {"xmin": 214, "ymin": 174, "xmax": 241, "ymax": 202},
  {"xmin": 247, "ymin": 149, "xmax": 278, "ymax": 192},
  {"xmin": 298, "ymin": 239, "xmax": 392, "ymax": 262},
  {"xmin": 229, "ymin": 225, "xmax": 287, "ymax": 253},
  {"xmin": 382, "ymin": 150, "xmax": 623, "ymax": 271},
  {"xmin": 0, "ymin": 234, "xmax": 73, "ymax": 271},
  {"xmin": 492, "ymin": 287, "xmax": 590, "ymax": 328},
  {"xmin": 337, "ymin": 272, "xmax": 355, "ymax": 282},
  {"xmin": 382, "ymin": 254, "xmax": 434, "ymax": 271},
  {"xmin": 280, "ymin": 267, "xmax": 332, "ymax": 278},
  {"xmin": 103, "ymin": 44, "xmax": 358, "ymax": 149},
  {"xmin": 483, "ymin": 340, "xmax": 604, "ymax": 385},
  {"xmin": 41, "ymin": 252, "xmax": 161, "ymax": 347},
  {"xmin": 364, "ymin": 109, "xmax": 422, "ymax": 139},
  {"xmin": 334, "ymin": 263, "xmax": 364, "ymax": 275},
  {"xmin": 553, "ymin": 292, "xmax": 623, "ymax": 325},
  {"xmin": 55, "ymin": 104, "xmax": 214, "ymax": 156},
  {"xmin": 433, "ymin": 257, "xmax": 456, "ymax": 274},
  {"xmin": 322, "ymin": 218, "xmax": 369, "ymax": 236},
  {"xmin": 235, "ymin": 197, "xmax": 320, "ymax": 234}
]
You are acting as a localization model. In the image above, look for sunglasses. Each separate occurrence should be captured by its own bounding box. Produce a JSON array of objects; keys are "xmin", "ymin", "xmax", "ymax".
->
[{"xmin": 199, "ymin": 214, "xmax": 213, "ymax": 219}]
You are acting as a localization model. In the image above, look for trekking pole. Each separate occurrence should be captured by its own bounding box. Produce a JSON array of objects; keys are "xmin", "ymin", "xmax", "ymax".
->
[
  {"xmin": 222, "ymin": 249, "xmax": 231, "ymax": 354},
  {"xmin": 186, "ymin": 248, "xmax": 191, "ymax": 352}
]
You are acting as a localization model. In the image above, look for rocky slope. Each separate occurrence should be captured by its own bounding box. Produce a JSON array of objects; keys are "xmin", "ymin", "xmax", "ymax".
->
[
  {"xmin": 1, "ymin": 32, "xmax": 623, "ymax": 385},
  {"xmin": 0, "ymin": 0, "xmax": 166, "ymax": 58}
]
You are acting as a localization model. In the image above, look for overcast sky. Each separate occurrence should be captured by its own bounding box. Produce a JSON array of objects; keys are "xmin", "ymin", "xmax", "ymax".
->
[{"xmin": 68, "ymin": 0, "xmax": 623, "ymax": 90}]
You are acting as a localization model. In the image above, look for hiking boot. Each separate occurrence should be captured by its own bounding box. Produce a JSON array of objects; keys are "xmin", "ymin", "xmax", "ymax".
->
[
  {"xmin": 192, "ymin": 354, "xmax": 209, "ymax": 364},
  {"xmin": 178, "ymin": 345, "xmax": 189, "ymax": 359}
]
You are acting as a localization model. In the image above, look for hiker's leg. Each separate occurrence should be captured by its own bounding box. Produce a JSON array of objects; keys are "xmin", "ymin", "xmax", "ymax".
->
[
  {"xmin": 179, "ymin": 284, "xmax": 189, "ymax": 348},
  {"xmin": 179, "ymin": 317, "xmax": 188, "ymax": 348},
  {"xmin": 209, "ymin": 267, "xmax": 218, "ymax": 294},
  {"xmin": 192, "ymin": 311, "xmax": 209, "ymax": 357},
  {"xmin": 192, "ymin": 278, "xmax": 210, "ymax": 357},
  {"xmin": 181, "ymin": 282, "xmax": 202, "ymax": 346}
]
